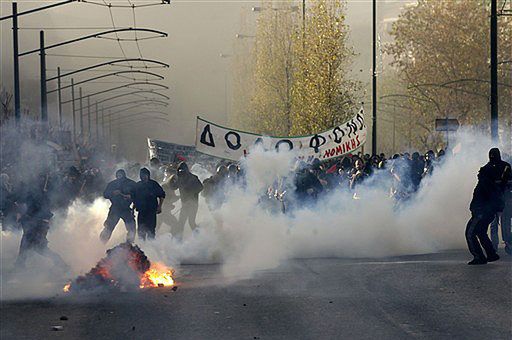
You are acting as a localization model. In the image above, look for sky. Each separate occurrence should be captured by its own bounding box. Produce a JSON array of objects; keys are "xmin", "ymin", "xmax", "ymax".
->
[{"xmin": 1, "ymin": 0, "xmax": 410, "ymax": 161}]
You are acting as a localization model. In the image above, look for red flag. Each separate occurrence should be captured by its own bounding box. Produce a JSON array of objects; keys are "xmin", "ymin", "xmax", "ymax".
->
[{"xmin": 326, "ymin": 164, "xmax": 337, "ymax": 174}]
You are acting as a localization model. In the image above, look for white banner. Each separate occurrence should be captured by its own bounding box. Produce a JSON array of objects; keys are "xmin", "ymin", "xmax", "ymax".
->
[{"xmin": 195, "ymin": 107, "xmax": 367, "ymax": 161}]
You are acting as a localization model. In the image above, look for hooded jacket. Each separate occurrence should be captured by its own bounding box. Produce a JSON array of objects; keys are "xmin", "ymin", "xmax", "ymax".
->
[{"xmin": 133, "ymin": 169, "xmax": 166, "ymax": 211}]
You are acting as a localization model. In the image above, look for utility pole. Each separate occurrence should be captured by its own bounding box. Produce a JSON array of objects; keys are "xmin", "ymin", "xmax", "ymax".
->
[
  {"xmin": 371, "ymin": 0, "xmax": 377, "ymax": 155},
  {"xmin": 95, "ymin": 101, "xmax": 99, "ymax": 142},
  {"xmin": 109, "ymin": 112, "xmax": 112, "ymax": 146},
  {"xmin": 12, "ymin": 3, "xmax": 20, "ymax": 127},
  {"xmin": 101, "ymin": 107, "xmax": 105, "ymax": 142},
  {"xmin": 57, "ymin": 67, "xmax": 62, "ymax": 129},
  {"xmin": 490, "ymin": 0, "xmax": 498, "ymax": 142},
  {"xmin": 2, "ymin": 1, "xmax": 80, "ymax": 127},
  {"xmin": 71, "ymin": 78, "xmax": 76, "ymax": 139},
  {"xmin": 79, "ymin": 87, "xmax": 83, "ymax": 138},
  {"xmin": 40, "ymin": 30, "xmax": 48, "ymax": 123},
  {"xmin": 392, "ymin": 104, "xmax": 396, "ymax": 153},
  {"xmin": 87, "ymin": 96, "xmax": 91, "ymax": 140}
]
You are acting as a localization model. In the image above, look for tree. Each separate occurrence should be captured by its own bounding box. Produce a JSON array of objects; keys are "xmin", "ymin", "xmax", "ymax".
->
[
  {"xmin": 230, "ymin": 11, "xmax": 257, "ymax": 130},
  {"xmin": 385, "ymin": 0, "xmax": 512, "ymax": 150},
  {"xmin": 291, "ymin": 0, "xmax": 359, "ymax": 135},
  {"xmin": 233, "ymin": 0, "xmax": 361, "ymax": 137},
  {"xmin": 249, "ymin": 1, "xmax": 298, "ymax": 136}
]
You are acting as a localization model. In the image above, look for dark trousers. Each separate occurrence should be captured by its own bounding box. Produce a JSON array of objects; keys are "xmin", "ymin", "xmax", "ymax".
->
[
  {"xmin": 100, "ymin": 207, "xmax": 135, "ymax": 243},
  {"xmin": 176, "ymin": 200, "xmax": 199, "ymax": 239},
  {"xmin": 465, "ymin": 212, "xmax": 497, "ymax": 260},
  {"xmin": 137, "ymin": 209, "xmax": 157, "ymax": 240},
  {"xmin": 17, "ymin": 218, "xmax": 66, "ymax": 268},
  {"xmin": 491, "ymin": 197, "xmax": 512, "ymax": 250}
]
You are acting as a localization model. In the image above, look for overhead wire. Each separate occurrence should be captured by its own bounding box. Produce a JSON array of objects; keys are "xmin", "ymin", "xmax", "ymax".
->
[
  {"xmin": 103, "ymin": 0, "xmax": 131, "ymax": 67},
  {"xmin": 130, "ymin": 0, "xmax": 149, "ymax": 77}
]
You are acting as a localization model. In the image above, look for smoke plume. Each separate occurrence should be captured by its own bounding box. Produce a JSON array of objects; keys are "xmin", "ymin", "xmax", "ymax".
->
[{"xmin": 0, "ymin": 130, "xmax": 497, "ymax": 300}]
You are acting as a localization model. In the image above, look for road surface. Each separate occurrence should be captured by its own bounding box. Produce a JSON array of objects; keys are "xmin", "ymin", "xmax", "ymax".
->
[{"xmin": 1, "ymin": 250, "xmax": 511, "ymax": 339}]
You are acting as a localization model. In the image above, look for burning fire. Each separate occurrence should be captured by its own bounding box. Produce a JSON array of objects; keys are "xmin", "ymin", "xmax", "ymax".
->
[
  {"xmin": 140, "ymin": 262, "xmax": 175, "ymax": 288},
  {"xmin": 62, "ymin": 243, "xmax": 175, "ymax": 293}
]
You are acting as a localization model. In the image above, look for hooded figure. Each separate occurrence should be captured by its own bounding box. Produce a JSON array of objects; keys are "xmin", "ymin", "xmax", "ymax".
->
[
  {"xmin": 100, "ymin": 169, "xmax": 136, "ymax": 243},
  {"xmin": 174, "ymin": 162, "xmax": 203, "ymax": 240},
  {"xmin": 15, "ymin": 172, "xmax": 67, "ymax": 269},
  {"xmin": 133, "ymin": 168, "xmax": 166, "ymax": 240},
  {"xmin": 465, "ymin": 148, "xmax": 511, "ymax": 265}
]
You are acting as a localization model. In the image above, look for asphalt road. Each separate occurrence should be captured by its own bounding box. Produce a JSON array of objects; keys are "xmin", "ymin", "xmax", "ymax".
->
[{"xmin": 1, "ymin": 250, "xmax": 511, "ymax": 340}]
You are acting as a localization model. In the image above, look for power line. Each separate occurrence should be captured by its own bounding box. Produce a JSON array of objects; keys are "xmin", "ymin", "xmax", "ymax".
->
[
  {"xmin": 47, "ymin": 53, "xmax": 127, "ymax": 59},
  {"xmin": 131, "ymin": 2, "xmax": 148, "ymax": 72},
  {"xmin": 81, "ymin": 0, "xmax": 168, "ymax": 9},
  {"xmin": 95, "ymin": 35, "xmax": 163, "ymax": 41},
  {"xmin": 19, "ymin": 26, "xmax": 127, "ymax": 30},
  {"xmin": 103, "ymin": 0, "xmax": 130, "ymax": 67}
]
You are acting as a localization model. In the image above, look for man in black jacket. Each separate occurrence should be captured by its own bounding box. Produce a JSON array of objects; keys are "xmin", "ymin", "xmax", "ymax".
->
[
  {"xmin": 175, "ymin": 162, "xmax": 203, "ymax": 239},
  {"xmin": 16, "ymin": 173, "xmax": 67, "ymax": 268},
  {"xmin": 465, "ymin": 148, "xmax": 511, "ymax": 265},
  {"xmin": 133, "ymin": 168, "xmax": 165, "ymax": 240},
  {"xmin": 100, "ymin": 169, "xmax": 136, "ymax": 243}
]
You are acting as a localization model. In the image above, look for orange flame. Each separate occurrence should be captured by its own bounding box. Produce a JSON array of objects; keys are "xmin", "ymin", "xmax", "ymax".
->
[
  {"xmin": 63, "ymin": 282, "xmax": 71, "ymax": 293},
  {"xmin": 139, "ymin": 262, "xmax": 175, "ymax": 289}
]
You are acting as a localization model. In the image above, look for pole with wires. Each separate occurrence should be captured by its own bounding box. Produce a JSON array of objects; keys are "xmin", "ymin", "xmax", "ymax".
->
[
  {"xmin": 79, "ymin": 87, "xmax": 84, "ymax": 138},
  {"xmin": 71, "ymin": 78, "xmax": 76, "ymax": 140},
  {"xmin": 40, "ymin": 30, "xmax": 48, "ymax": 123},
  {"xmin": 57, "ymin": 66, "xmax": 63, "ymax": 129},
  {"xmin": 12, "ymin": 3, "xmax": 21, "ymax": 127},
  {"xmin": 371, "ymin": 0, "xmax": 377, "ymax": 155}
]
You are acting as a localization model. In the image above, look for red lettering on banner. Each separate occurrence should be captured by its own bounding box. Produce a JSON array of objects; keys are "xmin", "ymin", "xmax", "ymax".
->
[
  {"xmin": 321, "ymin": 136, "xmax": 363, "ymax": 159},
  {"xmin": 335, "ymin": 145, "xmax": 343, "ymax": 155}
]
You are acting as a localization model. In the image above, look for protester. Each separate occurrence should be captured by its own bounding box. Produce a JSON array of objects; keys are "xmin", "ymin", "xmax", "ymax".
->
[
  {"xmin": 100, "ymin": 169, "xmax": 137, "ymax": 244},
  {"xmin": 15, "ymin": 173, "xmax": 67, "ymax": 269},
  {"xmin": 465, "ymin": 148, "xmax": 511, "ymax": 265},
  {"xmin": 133, "ymin": 168, "xmax": 166, "ymax": 240},
  {"xmin": 202, "ymin": 165, "xmax": 228, "ymax": 210},
  {"xmin": 159, "ymin": 173, "xmax": 180, "ymax": 237},
  {"xmin": 175, "ymin": 162, "xmax": 203, "ymax": 239},
  {"xmin": 350, "ymin": 158, "xmax": 368, "ymax": 192}
]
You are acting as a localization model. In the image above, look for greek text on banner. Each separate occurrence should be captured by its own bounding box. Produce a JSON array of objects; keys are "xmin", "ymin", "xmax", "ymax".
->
[{"xmin": 195, "ymin": 107, "xmax": 367, "ymax": 161}]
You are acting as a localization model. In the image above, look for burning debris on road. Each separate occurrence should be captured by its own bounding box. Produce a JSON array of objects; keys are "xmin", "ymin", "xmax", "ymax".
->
[{"xmin": 63, "ymin": 242, "xmax": 174, "ymax": 293}]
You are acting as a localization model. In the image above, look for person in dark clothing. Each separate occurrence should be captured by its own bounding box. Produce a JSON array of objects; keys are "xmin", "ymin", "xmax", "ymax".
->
[
  {"xmin": 133, "ymin": 168, "xmax": 165, "ymax": 240},
  {"xmin": 60, "ymin": 166, "xmax": 83, "ymax": 206},
  {"xmin": 350, "ymin": 159, "xmax": 368, "ymax": 192},
  {"xmin": 294, "ymin": 163, "xmax": 323, "ymax": 203},
  {"xmin": 465, "ymin": 148, "xmax": 511, "ymax": 265},
  {"xmin": 15, "ymin": 173, "xmax": 67, "ymax": 268},
  {"xmin": 100, "ymin": 169, "xmax": 136, "ymax": 243},
  {"xmin": 202, "ymin": 165, "xmax": 228, "ymax": 211},
  {"xmin": 410, "ymin": 152, "xmax": 424, "ymax": 191},
  {"xmin": 175, "ymin": 162, "xmax": 203, "ymax": 239},
  {"xmin": 0, "ymin": 173, "xmax": 17, "ymax": 231}
]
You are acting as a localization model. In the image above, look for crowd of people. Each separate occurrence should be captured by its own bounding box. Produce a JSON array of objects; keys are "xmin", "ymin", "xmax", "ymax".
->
[{"xmin": 1, "ymin": 124, "xmax": 511, "ymax": 267}]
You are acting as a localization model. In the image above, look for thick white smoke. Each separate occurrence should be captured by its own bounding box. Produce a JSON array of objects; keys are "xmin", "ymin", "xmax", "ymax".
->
[{"xmin": 0, "ymin": 130, "xmax": 496, "ymax": 299}]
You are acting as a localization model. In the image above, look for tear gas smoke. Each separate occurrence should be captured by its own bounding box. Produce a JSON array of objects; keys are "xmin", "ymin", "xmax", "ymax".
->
[{"xmin": 0, "ymin": 130, "xmax": 496, "ymax": 300}]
